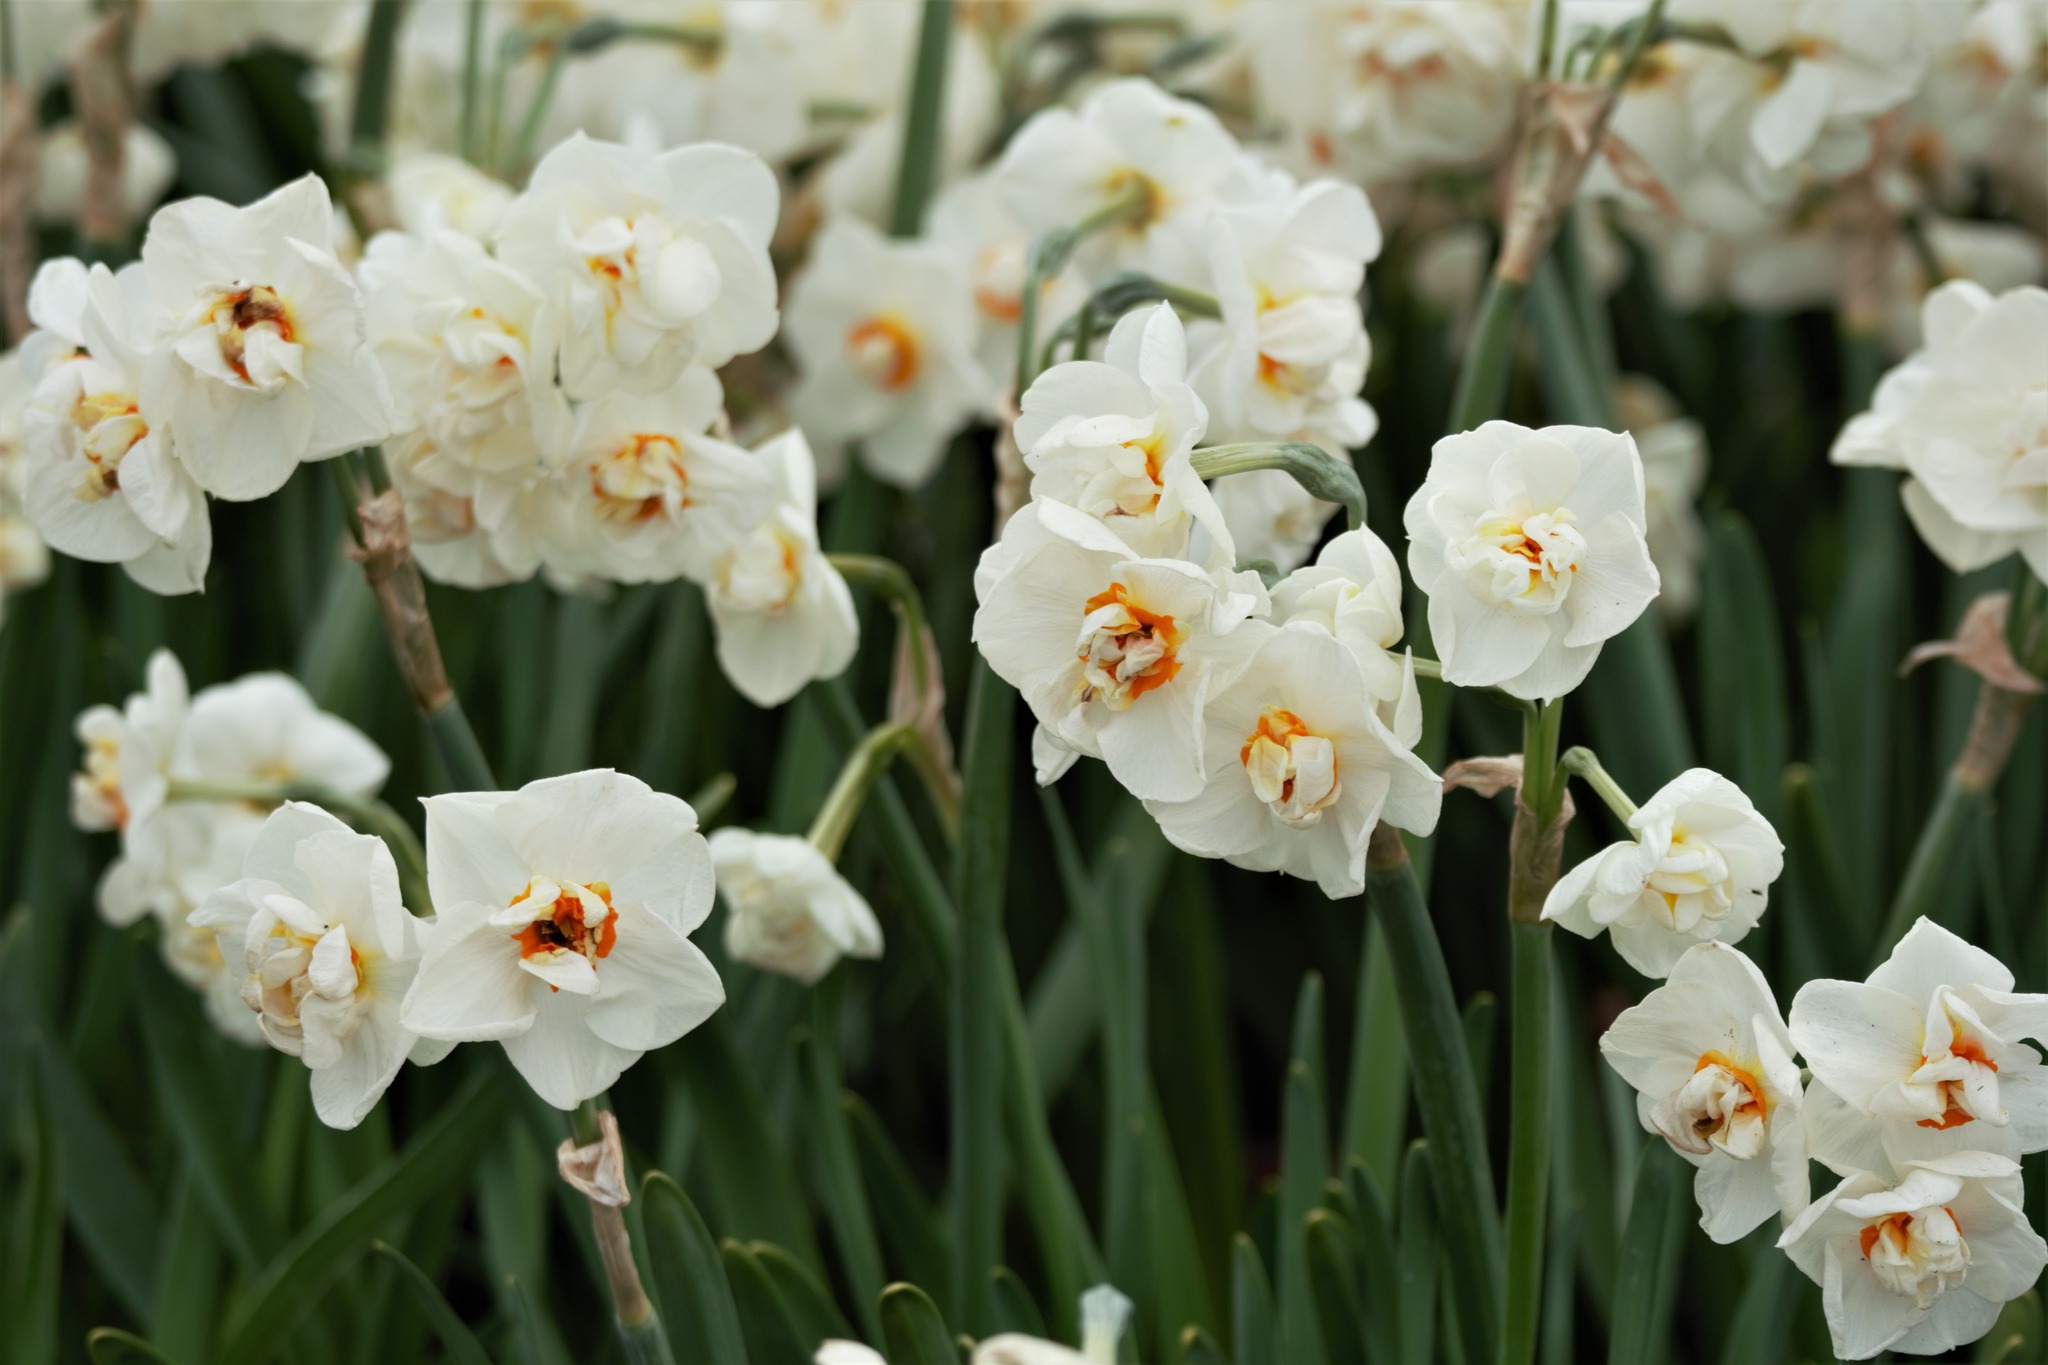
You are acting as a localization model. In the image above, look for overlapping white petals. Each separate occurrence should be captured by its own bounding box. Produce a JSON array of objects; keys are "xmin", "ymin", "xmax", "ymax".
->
[
  {"xmin": 1543, "ymin": 768, "xmax": 1784, "ymax": 976},
  {"xmin": 1405, "ymin": 421, "xmax": 1659, "ymax": 701},
  {"xmin": 709, "ymin": 829, "xmax": 882, "ymax": 985}
]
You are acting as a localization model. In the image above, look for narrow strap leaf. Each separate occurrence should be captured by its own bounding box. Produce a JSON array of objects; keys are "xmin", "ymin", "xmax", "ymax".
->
[
  {"xmin": 880, "ymin": 1282, "xmax": 957, "ymax": 1365},
  {"xmin": 641, "ymin": 1173, "xmax": 748, "ymax": 1365},
  {"xmin": 369, "ymin": 1242, "xmax": 490, "ymax": 1365}
]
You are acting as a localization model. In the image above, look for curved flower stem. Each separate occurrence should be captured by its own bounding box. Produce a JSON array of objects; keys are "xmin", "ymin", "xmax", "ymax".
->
[
  {"xmin": 1448, "ymin": 276, "xmax": 1527, "ymax": 433},
  {"xmin": 807, "ymin": 722, "xmax": 917, "ymax": 862},
  {"xmin": 340, "ymin": 0, "xmax": 409, "ymax": 236},
  {"xmin": 1038, "ymin": 271, "xmax": 1221, "ymax": 370},
  {"xmin": 166, "ymin": 777, "xmax": 432, "ymax": 915},
  {"xmin": 1190, "ymin": 442, "xmax": 1367, "ymax": 532},
  {"xmin": 1560, "ymin": 745, "xmax": 1638, "ymax": 823},
  {"xmin": 821, "ymin": 554, "xmax": 960, "ymax": 838},
  {"xmin": 889, "ymin": 0, "xmax": 953, "ymax": 238},
  {"xmin": 1869, "ymin": 567, "xmax": 2046, "ymax": 965},
  {"xmin": 1014, "ymin": 182, "xmax": 1152, "ymax": 397},
  {"xmin": 826, "ymin": 553, "xmax": 933, "ymax": 702},
  {"xmin": 1365, "ymin": 826, "xmax": 1502, "ymax": 1362}
]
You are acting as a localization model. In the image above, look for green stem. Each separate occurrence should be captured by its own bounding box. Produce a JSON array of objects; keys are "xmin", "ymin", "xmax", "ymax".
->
[
  {"xmin": 425, "ymin": 697, "xmax": 498, "ymax": 792},
  {"xmin": 807, "ymin": 971, "xmax": 886, "ymax": 1340},
  {"xmin": 1559, "ymin": 746, "xmax": 1638, "ymax": 823},
  {"xmin": 1449, "ymin": 276, "xmax": 1527, "ymax": 432},
  {"xmin": 167, "ymin": 778, "xmax": 432, "ymax": 915},
  {"xmin": 1014, "ymin": 182, "xmax": 1152, "ymax": 397},
  {"xmin": 825, "ymin": 553, "xmax": 935, "ymax": 706},
  {"xmin": 1038, "ymin": 272, "xmax": 1221, "ymax": 371},
  {"xmin": 458, "ymin": 0, "xmax": 485, "ymax": 163},
  {"xmin": 889, "ymin": 0, "xmax": 954, "ymax": 238},
  {"xmin": 806, "ymin": 722, "xmax": 916, "ymax": 862},
  {"xmin": 1501, "ymin": 920, "xmax": 1552, "ymax": 1365},
  {"xmin": 949, "ymin": 661, "xmax": 1012, "ymax": 1334},
  {"xmin": 1527, "ymin": 260, "xmax": 1614, "ymax": 427},
  {"xmin": 347, "ymin": 0, "xmax": 409, "ymax": 178},
  {"xmin": 1189, "ymin": 442, "xmax": 1367, "ymax": 532},
  {"xmin": 1520, "ymin": 699, "xmax": 1567, "ymax": 831},
  {"xmin": 1364, "ymin": 829, "xmax": 1502, "ymax": 1361}
]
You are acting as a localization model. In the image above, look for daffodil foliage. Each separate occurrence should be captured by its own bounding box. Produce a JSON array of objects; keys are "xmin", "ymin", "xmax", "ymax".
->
[{"xmin": 2, "ymin": 4, "xmax": 2046, "ymax": 1365}]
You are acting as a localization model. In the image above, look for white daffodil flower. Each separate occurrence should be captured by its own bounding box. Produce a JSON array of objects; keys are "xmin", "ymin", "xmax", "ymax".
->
[
  {"xmin": 1192, "ymin": 177, "xmax": 1380, "ymax": 450},
  {"xmin": 138, "ymin": 174, "xmax": 393, "ymax": 501},
  {"xmin": 0, "ymin": 351, "xmax": 51, "ymax": 617},
  {"xmin": 1832, "ymin": 281, "xmax": 2048, "ymax": 581},
  {"xmin": 1017, "ymin": 303, "xmax": 1229, "ymax": 563},
  {"xmin": 360, "ymin": 228, "xmax": 570, "ymax": 492},
  {"xmin": 190, "ymin": 803, "xmax": 443, "ymax": 1130},
  {"xmin": 1212, "ymin": 469, "xmax": 1340, "ymax": 576},
  {"xmin": 399, "ymin": 770, "xmax": 725, "ymax": 1109},
  {"xmin": 974, "ymin": 499, "xmax": 1268, "ymax": 803},
  {"xmin": 706, "ymin": 429, "xmax": 859, "ymax": 709},
  {"xmin": 994, "ymin": 78, "xmax": 1244, "ymax": 280},
  {"xmin": 1543, "ymin": 768, "xmax": 1784, "ymax": 978},
  {"xmin": 36, "ymin": 121, "xmax": 176, "ymax": 226},
  {"xmin": 1145, "ymin": 624, "xmax": 1440, "ymax": 899},
  {"xmin": 71, "ymin": 648, "xmax": 189, "ymax": 926},
  {"xmin": 785, "ymin": 214, "xmax": 993, "ymax": 490},
  {"xmin": 495, "ymin": 134, "xmax": 779, "ymax": 403},
  {"xmin": 708, "ymin": 828, "xmax": 882, "ymax": 985},
  {"xmin": 1269, "ymin": 526, "xmax": 1421, "ymax": 742},
  {"xmin": 1242, "ymin": 1, "xmax": 1526, "ymax": 183},
  {"xmin": 929, "ymin": 171, "xmax": 1087, "ymax": 390},
  {"xmin": 1404, "ymin": 421, "xmax": 1659, "ymax": 701},
  {"xmin": 179, "ymin": 671, "xmax": 392, "ymax": 801},
  {"xmin": 1670, "ymin": 0, "xmax": 1931, "ymax": 188},
  {"xmin": 21, "ymin": 258, "xmax": 211, "ymax": 594},
  {"xmin": 1599, "ymin": 942, "xmax": 1808, "ymax": 1242},
  {"xmin": 1790, "ymin": 919, "xmax": 2048, "ymax": 1166},
  {"xmin": 1778, "ymin": 1152, "xmax": 2048, "ymax": 1360},
  {"xmin": 552, "ymin": 366, "xmax": 775, "ymax": 586}
]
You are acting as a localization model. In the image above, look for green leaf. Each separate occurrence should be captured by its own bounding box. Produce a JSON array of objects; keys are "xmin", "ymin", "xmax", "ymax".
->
[
  {"xmin": 990, "ymin": 1266, "xmax": 1048, "ymax": 1338},
  {"xmin": 1578, "ymin": 616, "xmax": 1695, "ymax": 799},
  {"xmin": 1303, "ymin": 1210, "xmax": 1367, "ymax": 1365},
  {"xmin": 8, "ymin": 1045, "xmax": 62, "ymax": 1365},
  {"xmin": 880, "ymin": 1282, "xmax": 958, "ymax": 1365},
  {"xmin": 1608, "ymin": 1142, "xmax": 1684, "ymax": 1365},
  {"xmin": 753, "ymin": 1240, "xmax": 856, "ymax": 1345},
  {"xmin": 1502, "ymin": 922, "xmax": 1555, "ymax": 1365},
  {"xmin": 1396, "ymin": 1143, "xmax": 1438, "ymax": 1365},
  {"xmin": 216, "ymin": 1070, "xmax": 508, "ymax": 1365},
  {"xmin": 722, "ymin": 1241, "xmax": 815, "ymax": 1365},
  {"xmin": 1461, "ymin": 991, "xmax": 1497, "ymax": 1105},
  {"xmin": 1341, "ymin": 1161, "xmax": 1403, "ymax": 1365},
  {"xmin": 844, "ymin": 1092, "xmax": 950, "ymax": 1294},
  {"xmin": 1230, "ymin": 1232, "xmax": 1276, "ymax": 1365},
  {"xmin": 949, "ymin": 661, "xmax": 1013, "ymax": 1333},
  {"xmin": 369, "ymin": 1242, "xmax": 490, "ymax": 1365},
  {"xmin": 1364, "ymin": 851, "xmax": 1501, "ymax": 1364},
  {"xmin": 1276, "ymin": 975, "xmax": 1328, "ymax": 1365},
  {"xmin": 37, "ymin": 1038, "xmax": 160, "ymax": 1321},
  {"xmin": 671, "ymin": 1015, "xmax": 820, "ymax": 1268},
  {"xmin": 1340, "ymin": 920, "xmax": 1407, "ymax": 1196},
  {"xmin": 642, "ymin": 1172, "xmax": 749, "ymax": 1365},
  {"xmin": 151, "ymin": 1174, "xmax": 222, "ymax": 1365},
  {"xmin": 134, "ymin": 964, "xmax": 277, "ymax": 1276},
  {"xmin": 1716, "ymin": 1235, "xmax": 1803, "ymax": 1365},
  {"xmin": 84, "ymin": 1329, "xmax": 180, "ymax": 1365},
  {"xmin": 888, "ymin": 0, "xmax": 954, "ymax": 236},
  {"xmin": 1699, "ymin": 511, "xmax": 1790, "ymax": 818},
  {"xmin": 1141, "ymin": 1084, "xmax": 1220, "ymax": 1354},
  {"xmin": 804, "ymin": 975, "xmax": 885, "ymax": 1340}
]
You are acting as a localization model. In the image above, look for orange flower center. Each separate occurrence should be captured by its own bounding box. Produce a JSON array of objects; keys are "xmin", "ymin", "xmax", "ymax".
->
[
  {"xmin": 1080, "ymin": 582, "xmax": 1184, "ymax": 702},
  {"xmin": 512, "ymin": 881, "xmax": 618, "ymax": 966},
  {"xmin": 846, "ymin": 316, "xmax": 921, "ymax": 392}
]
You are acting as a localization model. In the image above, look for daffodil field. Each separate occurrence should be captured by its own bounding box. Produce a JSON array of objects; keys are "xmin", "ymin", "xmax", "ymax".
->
[{"xmin": 6, "ymin": 2, "xmax": 2048, "ymax": 1363}]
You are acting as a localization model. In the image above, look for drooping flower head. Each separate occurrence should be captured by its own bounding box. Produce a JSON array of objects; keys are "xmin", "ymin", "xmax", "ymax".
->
[
  {"xmin": 1600, "ymin": 941, "xmax": 1808, "ymax": 1243},
  {"xmin": 1543, "ymin": 768, "xmax": 1784, "ymax": 977},
  {"xmin": 708, "ymin": 828, "xmax": 883, "ymax": 985}
]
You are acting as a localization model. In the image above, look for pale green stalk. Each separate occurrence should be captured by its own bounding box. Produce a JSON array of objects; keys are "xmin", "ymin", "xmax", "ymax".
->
[
  {"xmin": 807, "ymin": 722, "xmax": 917, "ymax": 862},
  {"xmin": 889, "ymin": 0, "xmax": 953, "ymax": 238},
  {"xmin": 1189, "ymin": 443, "xmax": 1367, "ymax": 532},
  {"xmin": 1560, "ymin": 746, "xmax": 1638, "ymax": 822},
  {"xmin": 1014, "ymin": 182, "xmax": 1152, "ymax": 396}
]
